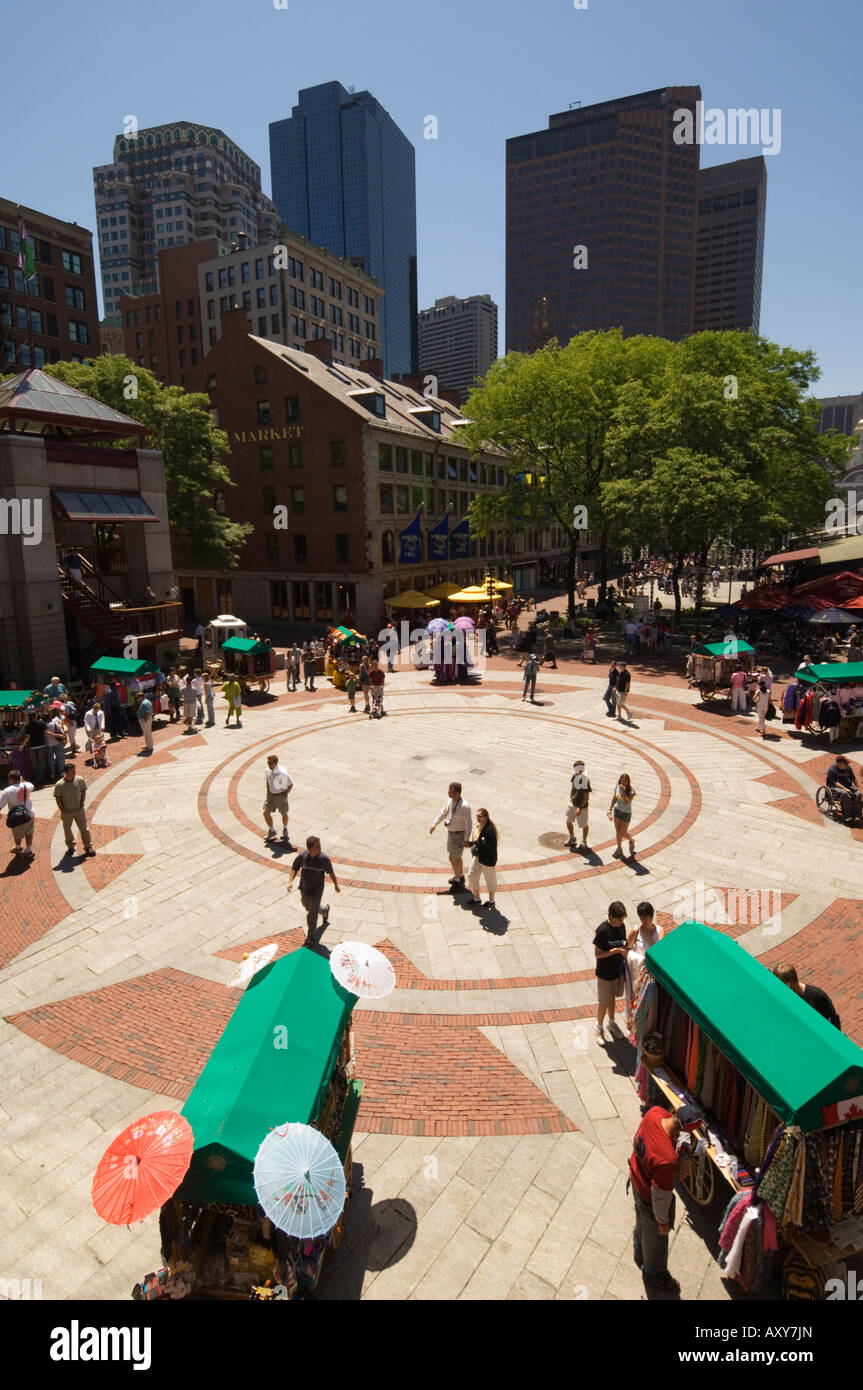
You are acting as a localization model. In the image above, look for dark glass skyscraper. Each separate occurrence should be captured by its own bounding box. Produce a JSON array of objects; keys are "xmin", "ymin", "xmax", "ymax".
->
[
  {"xmin": 269, "ymin": 82, "xmax": 417, "ymax": 376},
  {"xmin": 694, "ymin": 157, "xmax": 767, "ymax": 333}
]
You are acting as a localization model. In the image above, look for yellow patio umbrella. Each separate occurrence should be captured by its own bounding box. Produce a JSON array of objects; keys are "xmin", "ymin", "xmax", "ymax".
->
[
  {"xmin": 424, "ymin": 581, "xmax": 463, "ymax": 600},
  {"xmin": 446, "ymin": 588, "xmax": 488, "ymax": 604},
  {"xmin": 389, "ymin": 589, "xmax": 441, "ymax": 609},
  {"xmin": 485, "ymin": 578, "xmax": 513, "ymax": 591}
]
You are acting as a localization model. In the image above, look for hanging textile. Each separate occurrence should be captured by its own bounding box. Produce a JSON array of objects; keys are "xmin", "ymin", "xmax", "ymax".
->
[
  {"xmin": 700, "ymin": 1041, "xmax": 717, "ymax": 1110},
  {"xmin": 802, "ymin": 1135, "xmax": 833, "ymax": 1232},
  {"xmin": 852, "ymin": 1128, "xmax": 863, "ymax": 1216},
  {"xmin": 754, "ymin": 1126, "xmax": 798, "ymax": 1216},
  {"xmin": 725, "ymin": 1205, "xmax": 759, "ymax": 1282},
  {"xmin": 686, "ymin": 1022, "xmax": 699, "ymax": 1095},
  {"xmin": 694, "ymin": 1029, "xmax": 707, "ymax": 1098},
  {"xmin": 832, "ymin": 1132, "xmax": 844, "ymax": 1221},
  {"xmin": 783, "ymin": 1137, "xmax": 806, "ymax": 1229}
]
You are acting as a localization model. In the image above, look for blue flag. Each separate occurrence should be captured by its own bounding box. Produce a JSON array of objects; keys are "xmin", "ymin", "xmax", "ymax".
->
[
  {"xmin": 399, "ymin": 508, "xmax": 422, "ymax": 564},
  {"xmin": 450, "ymin": 516, "xmax": 470, "ymax": 559},
  {"xmin": 427, "ymin": 511, "xmax": 449, "ymax": 561}
]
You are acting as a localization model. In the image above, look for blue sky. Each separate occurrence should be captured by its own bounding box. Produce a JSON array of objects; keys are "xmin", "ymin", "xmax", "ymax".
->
[{"xmin": 2, "ymin": 0, "xmax": 860, "ymax": 396}]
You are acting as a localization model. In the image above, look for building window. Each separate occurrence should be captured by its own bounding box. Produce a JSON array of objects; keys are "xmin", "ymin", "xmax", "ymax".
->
[
  {"xmin": 314, "ymin": 582, "xmax": 333, "ymax": 622},
  {"xmin": 260, "ymin": 445, "xmax": 274, "ymax": 470},
  {"xmin": 271, "ymin": 579, "xmax": 289, "ymax": 617},
  {"xmin": 265, "ymin": 533, "xmax": 279, "ymax": 563},
  {"xmin": 62, "ymin": 250, "xmax": 82, "ymax": 275},
  {"xmin": 335, "ymin": 533, "xmax": 350, "ymax": 563},
  {"xmin": 447, "ymin": 457, "xmax": 458, "ymax": 480},
  {"xmin": 309, "ymin": 267, "xmax": 323, "ymax": 290},
  {"xmin": 336, "ymin": 582, "xmax": 355, "ymax": 614},
  {"xmin": 291, "ymin": 486, "xmax": 305, "ymax": 513},
  {"xmin": 209, "ymin": 327, "xmax": 218, "ymax": 346},
  {"xmin": 396, "ymin": 485, "xmax": 409, "ymax": 514},
  {"xmin": 136, "ymin": 332, "xmax": 144, "ymax": 349},
  {"xmin": 213, "ymin": 489, "xmax": 227, "ymax": 515},
  {"xmin": 271, "ymin": 314, "xmax": 280, "ymax": 334},
  {"xmin": 255, "ymin": 258, "xmax": 264, "ymax": 279},
  {"xmin": 328, "ymin": 277, "xmax": 342, "ymax": 300},
  {"xmin": 378, "ymin": 443, "xmax": 392, "ymax": 470},
  {"xmin": 379, "ymin": 484, "xmax": 394, "ymax": 513},
  {"xmin": 288, "ymin": 444, "xmax": 302, "ymax": 468},
  {"xmin": 292, "ymin": 580, "xmax": 310, "ymax": 617},
  {"xmin": 290, "ymin": 286, "xmax": 304, "ymax": 309},
  {"xmin": 382, "ymin": 530, "xmax": 394, "ymax": 564},
  {"xmin": 205, "ymin": 272, "xmax": 214, "ymax": 290},
  {"xmin": 333, "ymin": 484, "xmax": 348, "ymax": 512},
  {"xmin": 411, "ymin": 451, "xmax": 423, "ymax": 476},
  {"xmin": 330, "ymin": 304, "xmax": 343, "ymax": 326},
  {"xmin": 294, "ymin": 533, "xmax": 308, "ymax": 563},
  {"xmin": 176, "ymin": 299, "xmax": 184, "ymax": 317},
  {"xmin": 258, "ymin": 401, "xmax": 270, "ymax": 424},
  {"xmin": 262, "ymin": 487, "xmax": 276, "ymax": 513},
  {"xmin": 177, "ymin": 325, "xmax": 184, "ymax": 342},
  {"xmin": 68, "ymin": 321, "xmax": 89, "ymax": 343},
  {"xmin": 65, "ymin": 286, "xmax": 85, "ymax": 309},
  {"xmin": 241, "ymin": 262, "xmax": 250, "ymax": 282},
  {"xmin": 254, "ymin": 364, "xmax": 268, "ymax": 384},
  {"xmin": 395, "ymin": 447, "xmax": 408, "ymax": 473},
  {"xmin": 286, "ymin": 395, "xmax": 300, "ymax": 421},
  {"xmin": 331, "ymin": 440, "xmax": 346, "ymax": 465}
]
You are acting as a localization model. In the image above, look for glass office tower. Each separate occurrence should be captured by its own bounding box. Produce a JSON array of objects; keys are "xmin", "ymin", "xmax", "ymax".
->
[{"xmin": 269, "ymin": 82, "xmax": 417, "ymax": 376}]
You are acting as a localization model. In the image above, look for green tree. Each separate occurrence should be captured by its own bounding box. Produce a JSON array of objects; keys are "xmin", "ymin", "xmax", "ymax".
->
[{"xmin": 43, "ymin": 356, "xmax": 252, "ymax": 570}]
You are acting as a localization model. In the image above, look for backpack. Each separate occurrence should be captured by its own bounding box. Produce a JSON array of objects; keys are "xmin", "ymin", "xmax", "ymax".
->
[{"xmin": 7, "ymin": 786, "xmax": 30, "ymax": 826}]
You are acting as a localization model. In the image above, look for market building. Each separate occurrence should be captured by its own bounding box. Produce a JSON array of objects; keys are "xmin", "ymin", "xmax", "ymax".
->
[
  {"xmin": 0, "ymin": 370, "xmax": 180, "ymax": 686},
  {"xmin": 176, "ymin": 310, "xmax": 566, "ymax": 634}
]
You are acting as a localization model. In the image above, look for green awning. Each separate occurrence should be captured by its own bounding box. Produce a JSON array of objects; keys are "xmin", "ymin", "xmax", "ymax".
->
[
  {"xmin": 221, "ymin": 636, "xmax": 271, "ymax": 654},
  {"xmin": 646, "ymin": 923, "xmax": 863, "ymax": 1132},
  {"xmin": 176, "ymin": 950, "xmax": 357, "ymax": 1205},
  {"xmin": 0, "ymin": 690, "xmax": 39, "ymax": 709},
  {"xmin": 693, "ymin": 640, "xmax": 755, "ymax": 657},
  {"xmin": 90, "ymin": 656, "xmax": 159, "ymax": 676},
  {"xmin": 798, "ymin": 662, "xmax": 863, "ymax": 685}
]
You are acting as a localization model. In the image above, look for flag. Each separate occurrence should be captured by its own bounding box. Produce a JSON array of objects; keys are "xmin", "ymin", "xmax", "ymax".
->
[
  {"xmin": 18, "ymin": 223, "xmax": 36, "ymax": 281},
  {"xmin": 427, "ymin": 511, "xmax": 449, "ymax": 561},
  {"xmin": 399, "ymin": 508, "xmax": 422, "ymax": 564},
  {"xmin": 450, "ymin": 516, "xmax": 470, "ymax": 559}
]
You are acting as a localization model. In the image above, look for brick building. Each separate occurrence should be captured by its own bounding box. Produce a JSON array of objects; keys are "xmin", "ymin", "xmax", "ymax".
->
[
  {"xmin": 120, "ymin": 240, "xmax": 217, "ymax": 388},
  {"xmin": 0, "ymin": 197, "xmax": 100, "ymax": 372},
  {"xmin": 177, "ymin": 311, "xmax": 565, "ymax": 633}
]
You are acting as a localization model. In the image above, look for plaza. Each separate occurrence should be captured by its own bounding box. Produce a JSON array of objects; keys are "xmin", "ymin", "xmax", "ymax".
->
[{"xmin": 1, "ymin": 654, "xmax": 858, "ymax": 1301}]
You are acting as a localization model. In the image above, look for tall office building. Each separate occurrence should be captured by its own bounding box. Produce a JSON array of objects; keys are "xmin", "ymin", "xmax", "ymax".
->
[
  {"xmin": 693, "ymin": 157, "xmax": 766, "ymax": 332},
  {"xmin": 269, "ymin": 82, "xmax": 417, "ymax": 376},
  {"xmin": 506, "ymin": 86, "xmax": 701, "ymax": 351},
  {"xmin": 93, "ymin": 122, "xmax": 279, "ymax": 320},
  {"xmin": 417, "ymin": 295, "xmax": 498, "ymax": 402}
]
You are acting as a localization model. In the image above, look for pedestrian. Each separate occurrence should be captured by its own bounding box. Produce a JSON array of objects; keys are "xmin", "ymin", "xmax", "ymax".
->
[
  {"xmin": 593, "ymin": 900, "xmax": 636, "ymax": 1042},
  {"xmin": 65, "ymin": 548, "xmax": 83, "ymax": 585},
  {"xmin": 465, "ymin": 808, "xmax": 498, "ymax": 911},
  {"xmin": 358, "ymin": 655, "xmax": 371, "ymax": 713},
  {"xmin": 43, "ymin": 706, "xmax": 67, "ymax": 781},
  {"xmin": 194, "ymin": 618, "xmax": 205, "ymax": 667},
  {"xmin": 64, "ymin": 696, "xmax": 80, "ymax": 754},
  {"xmin": 91, "ymin": 729, "xmax": 111, "ymax": 768},
  {"xmin": 729, "ymin": 663, "xmax": 748, "ymax": 713},
  {"xmin": 44, "ymin": 676, "xmax": 68, "ymax": 700},
  {"xmin": 202, "ymin": 673, "xmax": 215, "ymax": 726},
  {"xmin": 522, "ymin": 651, "xmax": 540, "ymax": 702},
  {"xmin": 136, "ymin": 691, "xmax": 154, "ymax": 753},
  {"xmin": 54, "ymin": 764, "xmax": 96, "ymax": 857},
  {"xmin": 101, "ymin": 682, "xmax": 124, "ymax": 741},
  {"xmin": 368, "ymin": 661, "xmax": 386, "ymax": 718},
  {"xmin": 616, "ymin": 663, "xmax": 632, "ymax": 721},
  {"xmin": 826, "ymin": 755, "xmax": 862, "ymax": 821},
  {"xmin": 17, "ymin": 706, "xmax": 49, "ymax": 786},
  {"xmin": 629, "ymin": 1101, "xmax": 703, "ymax": 1295},
  {"xmin": 543, "ymin": 633, "xmax": 557, "ymax": 669},
  {"xmin": 192, "ymin": 669, "xmax": 205, "ymax": 723},
  {"xmin": 384, "ymin": 621, "xmax": 397, "ymax": 673},
  {"xmin": 182, "ymin": 675, "xmax": 197, "ymax": 732},
  {"xmin": 345, "ymin": 668, "xmax": 358, "ymax": 712},
  {"xmin": 772, "ymin": 963, "xmax": 841, "ymax": 1029},
  {"xmin": 625, "ymin": 901, "xmax": 662, "ymax": 1021},
  {"xmin": 287, "ymin": 835, "xmax": 340, "ymax": 945},
  {"xmin": 302, "ymin": 643, "xmax": 316, "ymax": 692},
  {"xmin": 608, "ymin": 772, "xmax": 636, "ymax": 859},
  {"xmin": 755, "ymin": 676, "xmax": 770, "ymax": 738},
  {"xmin": 1, "ymin": 768, "xmax": 36, "ymax": 858},
  {"xmin": 603, "ymin": 660, "xmax": 619, "ymax": 717},
  {"xmin": 83, "ymin": 702, "xmax": 105, "ymax": 762},
  {"xmin": 167, "ymin": 668, "xmax": 182, "ymax": 723},
  {"xmin": 565, "ymin": 759, "xmax": 592, "ymax": 851},
  {"xmin": 222, "ymin": 675, "xmax": 242, "ymax": 727},
  {"xmin": 429, "ymin": 781, "xmax": 472, "ymax": 892},
  {"xmin": 287, "ymin": 643, "xmax": 301, "ymax": 692},
  {"xmin": 263, "ymin": 754, "xmax": 294, "ymax": 845}
]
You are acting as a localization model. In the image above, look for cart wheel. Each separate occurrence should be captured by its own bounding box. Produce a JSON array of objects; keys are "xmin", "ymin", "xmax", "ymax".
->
[
  {"xmin": 782, "ymin": 1247, "xmax": 825, "ymax": 1301},
  {"xmin": 260, "ymin": 679, "xmax": 270, "ymax": 693},
  {"xmin": 679, "ymin": 1152, "xmax": 715, "ymax": 1206},
  {"xmin": 815, "ymin": 786, "xmax": 833, "ymax": 817},
  {"xmin": 698, "ymin": 685, "xmax": 714, "ymax": 704}
]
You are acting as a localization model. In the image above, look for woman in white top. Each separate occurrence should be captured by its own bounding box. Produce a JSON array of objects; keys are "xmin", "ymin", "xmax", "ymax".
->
[
  {"xmin": 83, "ymin": 702, "xmax": 106, "ymax": 758},
  {"xmin": 625, "ymin": 901, "xmax": 663, "ymax": 1019},
  {"xmin": 607, "ymin": 773, "xmax": 636, "ymax": 860}
]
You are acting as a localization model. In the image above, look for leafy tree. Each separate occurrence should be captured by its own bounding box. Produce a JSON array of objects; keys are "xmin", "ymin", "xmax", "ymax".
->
[{"xmin": 42, "ymin": 356, "xmax": 251, "ymax": 570}]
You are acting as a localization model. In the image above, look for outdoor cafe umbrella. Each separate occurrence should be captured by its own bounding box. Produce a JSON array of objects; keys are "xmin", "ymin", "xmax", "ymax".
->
[
  {"xmin": 329, "ymin": 940, "xmax": 396, "ymax": 1000},
  {"xmin": 425, "ymin": 581, "xmax": 463, "ymax": 600},
  {"xmin": 389, "ymin": 589, "xmax": 440, "ymax": 609},
  {"xmin": 92, "ymin": 1112, "xmax": 194, "ymax": 1226},
  {"xmin": 253, "ymin": 1122, "xmax": 346, "ymax": 1240},
  {"xmin": 446, "ymin": 588, "xmax": 487, "ymax": 603},
  {"xmin": 807, "ymin": 607, "xmax": 858, "ymax": 625}
]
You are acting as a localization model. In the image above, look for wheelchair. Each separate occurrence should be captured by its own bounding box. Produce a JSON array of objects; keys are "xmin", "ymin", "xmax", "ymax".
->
[{"xmin": 815, "ymin": 784, "xmax": 863, "ymax": 825}]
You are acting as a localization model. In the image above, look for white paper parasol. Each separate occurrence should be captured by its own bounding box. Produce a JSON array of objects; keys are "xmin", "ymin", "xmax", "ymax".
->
[
  {"xmin": 253, "ymin": 1123, "xmax": 346, "ymax": 1239},
  {"xmin": 227, "ymin": 942, "xmax": 278, "ymax": 988},
  {"xmin": 329, "ymin": 941, "xmax": 396, "ymax": 999}
]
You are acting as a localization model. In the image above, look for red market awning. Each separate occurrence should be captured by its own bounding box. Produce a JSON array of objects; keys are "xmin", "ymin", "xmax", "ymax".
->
[
  {"xmin": 734, "ymin": 587, "xmax": 796, "ymax": 610},
  {"xmin": 760, "ymin": 547, "xmax": 819, "ymax": 567},
  {"xmin": 791, "ymin": 570, "xmax": 863, "ymax": 604}
]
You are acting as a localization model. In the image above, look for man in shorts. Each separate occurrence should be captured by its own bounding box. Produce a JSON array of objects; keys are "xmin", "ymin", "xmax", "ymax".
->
[
  {"xmin": 593, "ymin": 901, "xmax": 636, "ymax": 1043},
  {"xmin": 565, "ymin": 759, "xmax": 591, "ymax": 851},
  {"xmin": 368, "ymin": 661, "xmax": 386, "ymax": 717},
  {"xmin": 429, "ymin": 781, "xmax": 472, "ymax": 891},
  {"xmin": 263, "ymin": 754, "xmax": 294, "ymax": 845},
  {"xmin": 1, "ymin": 770, "xmax": 36, "ymax": 859},
  {"xmin": 287, "ymin": 835, "xmax": 340, "ymax": 944}
]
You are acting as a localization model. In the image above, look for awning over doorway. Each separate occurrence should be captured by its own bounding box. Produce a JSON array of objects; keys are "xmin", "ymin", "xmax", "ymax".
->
[{"xmin": 52, "ymin": 490, "xmax": 158, "ymax": 523}]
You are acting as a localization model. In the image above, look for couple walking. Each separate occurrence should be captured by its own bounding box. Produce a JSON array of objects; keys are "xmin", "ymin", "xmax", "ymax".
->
[
  {"xmin": 602, "ymin": 661, "xmax": 632, "ymax": 720},
  {"xmin": 429, "ymin": 781, "xmax": 498, "ymax": 910},
  {"xmin": 564, "ymin": 761, "xmax": 637, "ymax": 860}
]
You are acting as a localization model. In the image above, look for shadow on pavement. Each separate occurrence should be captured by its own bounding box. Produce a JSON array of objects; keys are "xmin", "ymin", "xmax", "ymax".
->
[{"xmin": 317, "ymin": 1167, "xmax": 417, "ymax": 1300}]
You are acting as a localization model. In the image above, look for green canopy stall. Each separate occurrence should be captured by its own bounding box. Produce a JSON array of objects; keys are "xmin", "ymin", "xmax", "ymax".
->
[{"xmin": 691, "ymin": 640, "xmax": 756, "ymax": 703}]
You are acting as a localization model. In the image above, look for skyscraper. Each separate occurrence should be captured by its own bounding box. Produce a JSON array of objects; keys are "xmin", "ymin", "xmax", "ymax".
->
[
  {"xmin": 506, "ymin": 87, "xmax": 701, "ymax": 351},
  {"xmin": 93, "ymin": 123, "xmax": 279, "ymax": 319},
  {"xmin": 418, "ymin": 295, "xmax": 498, "ymax": 402},
  {"xmin": 269, "ymin": 82, "xmax": 417, "ymax": 376},
  {"xmin": 694, "ymin": 157, "xmax": 767, "ymax": 333}
]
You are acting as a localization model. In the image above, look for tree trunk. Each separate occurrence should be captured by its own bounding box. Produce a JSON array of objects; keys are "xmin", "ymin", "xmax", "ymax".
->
[
  {"xmin": 672, "ymin": 562, "xmax": 682, "ymax": 627},
  {"xmin": 598, "ymin": 532, "xmax": 609, "ymax": 602},
  {"xmin": 693, "ymin": 546, "xmax": 710, "ymax": 631},
  {"xmin": 565, "ymin": 533, "xmax": 577, "ymax": 619}
]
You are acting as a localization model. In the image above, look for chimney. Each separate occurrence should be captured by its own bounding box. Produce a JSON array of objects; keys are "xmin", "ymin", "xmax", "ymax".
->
[
  {"xmin": 221, "ymin": 306, "xmax": 248, "ymax": 336},
  {"xmin": 303, "ymin": 336, "xmax": 334, "ymax": 364},
  {"xmin": 365, "ymin": 357, "xmax": 384, "ymax": 380}
]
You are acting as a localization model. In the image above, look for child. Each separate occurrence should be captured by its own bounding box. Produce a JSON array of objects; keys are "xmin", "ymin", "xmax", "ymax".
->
[
  {"xmin": 92, "ymin": 730, "xmax": 111, "ymax": 768},
  {"xmin": 345, "ymin": 670, "xmax": 358, "ymax": 713}
]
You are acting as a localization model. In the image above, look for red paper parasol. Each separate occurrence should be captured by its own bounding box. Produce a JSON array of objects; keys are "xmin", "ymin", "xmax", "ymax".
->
[{"xmin": 91, "ymin": 1111, "xmax": 194, "ymax": 1225}]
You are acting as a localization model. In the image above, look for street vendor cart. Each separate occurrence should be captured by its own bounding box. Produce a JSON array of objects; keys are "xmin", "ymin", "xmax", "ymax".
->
[
  {"xmin": 90, "ymin": 655, "xmax": 159, "ymax": 701},
  {"xmin": 137, "ymin": 949, "xmax": 362, "ymax": 1301},
  {"xmin": 202, "ymin": 614, "xmax": 247, "ymax": 666},
  {"xmin": 0, "ymin": 690, "xmax": 41, "ymax": 783},
  {"xmin": 631, "ymin": 922, "xmax": 863, "ymax": 1299},
  {"xmin": 691, "ymin": 639, "xmax": 755, "ymax": 704},
  {"xmin": 793, "ymin": 661, "xmax": 863, "ymax": 743},
  {"xmin": 213, "ymin": 636, "xmax": 276, "ymax": 696}
]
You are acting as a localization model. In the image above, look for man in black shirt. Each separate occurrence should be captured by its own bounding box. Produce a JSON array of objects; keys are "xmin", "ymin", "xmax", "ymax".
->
[
  {"xmin": 773, "ymin": 963, "xmax": 841, "ymax": 1030},
  {"xmin": 593, "ymin": 901, "xmax": 636, "ymax": 1043},
  {"xmin": 287, "ymin": 835, "xmax": 340, "ymax": 945},
  {"xmin": 603, "ymin": 661, "xmax": 619, "ymax": 717},
  {"xmin": 18, "ymin": 713, "xmax": 49, "ymax": 787}
]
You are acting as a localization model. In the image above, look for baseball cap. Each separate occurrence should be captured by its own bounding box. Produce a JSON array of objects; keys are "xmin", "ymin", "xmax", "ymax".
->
[
  {"xmin": 676, "ymin": 1103, "xmax": 703, "ymax": 1132},
  {"xmin": 573, "ymin": 760, "xmax": 585, "ymax": 769}
]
